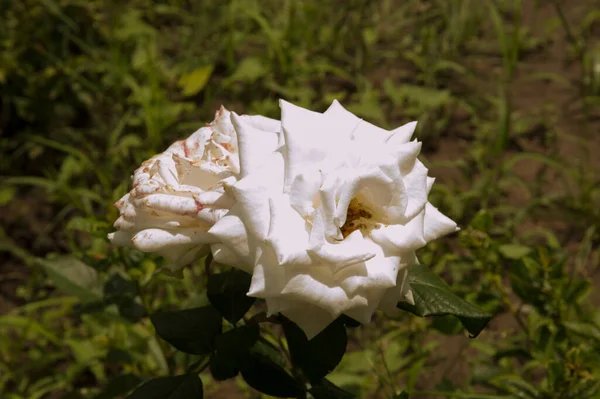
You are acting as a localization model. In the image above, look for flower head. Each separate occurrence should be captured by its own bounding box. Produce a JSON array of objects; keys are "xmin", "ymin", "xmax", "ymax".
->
[
  {"xmin": 209, "ymin": 100, "xmax": 458, "ymax": 338},
  {"xmin": 109, "ymin": 107, "xmax": 279, "ymax": 269}
]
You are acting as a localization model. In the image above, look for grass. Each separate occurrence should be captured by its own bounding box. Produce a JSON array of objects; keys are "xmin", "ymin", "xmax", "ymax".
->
[{"xmin": 1, "ymin": 0, "xmax": 600, "ymax": 398}]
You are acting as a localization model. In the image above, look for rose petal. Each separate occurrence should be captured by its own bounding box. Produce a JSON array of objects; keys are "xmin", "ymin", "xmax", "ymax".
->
[
  {"xmin": 131, "ymin": 228, "xmax": 215, "ymax": 252},
  {"xmin": 230, "ymin": 112, "xmax": 280, "ymax": 178},
  {"xmin": 386, "ymin": 121, "xmax": 418, "ymax": 145},
  {"xmin": 281, "ymin": 303, "xmax": 338, "ymax": 340},
  {"xmin": 423, "ymin": 202, "xmax": 459, "ymax": 241}
]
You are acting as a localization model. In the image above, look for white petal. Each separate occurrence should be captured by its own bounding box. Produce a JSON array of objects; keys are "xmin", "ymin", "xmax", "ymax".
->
[
  {"xmin": 281, "ymin": 303, "xmax": 338, "ymax": 340},
  {"xmin": 280, "ymin": 100, "xmax": 348, "ymax": 190},
  {"xmin": 108, "ymin": 231, "xmax": 134, "ymax": 248},
  {"xmin": 280, "ymin": 270, "xmax": 367, "ymax": 316},
  {"xmin": 289, "ymin": 170, "xmax": 321, "ymax": 218},
  {"xmin": 387, "ymin": 121, "xmax": 418, "ymax": 145},
  {"xmin": 157, "ymin": 159, "xmax": 179, "ymax": 186},
  {"xmin": 138, "ymin": 194, "xmax": 199, "ymax": 217},
  {"xmin": 210, "ymin": 243, "xmax": 252, "ymax": 272},
  {"xmin": 230, "ymin": 112, "xmax": 280, "ymax": 178},
  {"xmin": 159, "ymin": 244, "xmax": 209, "ymax": 271},
  {"xmin": 377, "ymin": 253, "xmax": 416, "ymax": 314},
  {"xmin": 423, "ymin": 202, "xmax": 458, "ymax": 242},
  {"xmin": 336, "ymin": 246, "xmax": 400, "ymax": 295},
  {"xmin": 308, "ymin": 230, "xmax": 376, "ymax": 271},
  {"xmin": 208, "ymin": 206, "xmax": 252, "ymax": 267},
  {"xmin": 173, "ymin": 154, "xmax": 225, "ymax": 189},
  {"xmin": 229, "ymin": 153, "xmax": 284, "ymax": 240},
  {"xmin": 265, "ymin": 197, "xmax": 313, "ymax": 266},
  {"xmin": 324, "ymin": 99, "xmax": 392, "ymax": 142},
  {"xmin": 369, "ymin": 211, "xmax": 427, "ymax": 253},
  {"xmin": 239, "ymin": 114, "xmax": 281, "ymax": 133},
  {"xmin": 319, "ymin": 172, "xmax": 345, "ymax": 240},
  {"xmin": 247, "ymin": 261, "xmax": 285, "ymax": 297},
  {"xmin": 400, "ymin": 159, "xmax": 429, "ymax": 220},
  {"xmin": 426, "ymin": 176, "xmax": 435, "ymax": 194},
  {"xmin": 131, "ymin": 228, "xmax": 215, "ymax": 252},
  {"xmin": 342, "ymin": 288, "xmax": 384, "ymax": 324}
]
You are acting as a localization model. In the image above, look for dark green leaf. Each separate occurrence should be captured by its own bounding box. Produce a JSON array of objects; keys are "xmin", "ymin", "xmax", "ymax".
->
[
  {"xmin": 309, "ymin": 378, "xmax": 356, "ymax": 399},
  {"xmin": 240, "ymin": 351, "xmax": 304, "ymax": 398},
  {"xmin": 393, "ymin": 391, "xmax": 409, "ymax": 399},
  {"xmin": 104, "ymin": 274, "xmax": 145, "ymax": 322},
  {"xmin": 126, "ymin": 374, "xmax": 203, "ymax": 399},
  {"xmin": 104, "ymin": 274, "xmax": 137, "ymax": 301},
  {"xmin": 207, "ymin": 269, "xmax": 255, "ymax": 324},
  {"xmin": 118, "ymin": 299, "xmax": 146, "ymax": 323},
  {"xmin": 95, "ymin": 374, "xmax": 142, "ymax": 399},
  {"xmin": 397, "ymin": 265, "xmax": 492, "ymax": 337},
  {"xmin": 251, "ymin": 338, "xmax": 287, "ymax": 368},
  {"xmin": 340, "ymin": 315, "xmax": 361, "ymax": 328},
  {"xmin": 38, "ymin": 256, "xmax": 102, "ymax": 302},
  {"xmin": 431, "ymin": 315, "xmax": 463, "ymax": 335},
  {"xmin": 282, "ymin": 317, "xmax": 347, "ymax": 383},
  {"xmin": 151, "ymin": 306, "xmax": 222, "ymax": 355},
  {"xmin": 210, "ymin": 324, "xmax": 260, "ymax": 381}
]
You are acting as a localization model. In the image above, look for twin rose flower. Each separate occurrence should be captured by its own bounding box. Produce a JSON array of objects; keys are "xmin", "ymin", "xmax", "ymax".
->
[{"xmin": 108, "ymin": 100, "xmax": 458, "ymax": 338}]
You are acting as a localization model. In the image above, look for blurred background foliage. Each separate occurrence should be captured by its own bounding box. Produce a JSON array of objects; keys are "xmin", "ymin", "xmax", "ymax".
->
[{"xmin": 1, "ymin": 0, "xmax": 600, "ymax": 398}]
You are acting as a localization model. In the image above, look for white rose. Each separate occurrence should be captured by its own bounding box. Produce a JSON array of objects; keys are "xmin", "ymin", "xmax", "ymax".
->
[
  {"xmin": 108, "ymin": 106, "xmax": 280, "ymax": 269},
  {"xmin": 209, "ymin": 100, "xmax": 458, "ymax": 338}
]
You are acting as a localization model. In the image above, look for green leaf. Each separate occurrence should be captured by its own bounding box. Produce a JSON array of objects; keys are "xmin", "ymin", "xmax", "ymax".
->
[
  {"xmin": 393, "ymin": 391, "xmax": 409, "ymax": 399},
  {"xmin": 207, "ymin": 269, "xmax": 255, "ymax": 324},
  {"xmin": 431, "ymin": 315, "xmax": 463, "ymax": 335},
  {"xmin": 340, "ymin": 315, "xmax": 361, "ymax": 328},
  {"xmin": 282, "ymin": 317, "xmax": 347, "ymax": 383},
  {"xmin": 470, "ymin": 209, "xmax": 493, "ymax": 232},
  {"xmin": 225, "ymin": 57, "xmax": 267, "ymax": 84},
  {"xmin": 309, "ymin": 378, "xmax": 356, "ymax": 399},
  {"xmin": 151, "ymin": 306, "xmax": 222, "ymax": 355},
  {"xmin": 210, "ymin": 324, "xmax": 260, "ymax": 381},
  {"xmin": 498, "ymin": 244, "xmax": 531, "ymax": 260},
  {"xmin": 563, "ymin": 321, "xmax": 600, "ymax": 341},
  {"xmin": 103, "ymin": 274, "xmax": 145, "ymax": 322},
  {"xmin": 240, "ymin": 351, "xmax": 305, "ymax": 398},
  {"xmin": 0, "ymin": 185, "xmax": 15, "ymax": 206},
  {"xmin": 397, "ymin": 265, "xmax": 492, "ymax": 337},
  {"xmin": 95, "ymin": 374, "xmax": 142, "ymax": 399},
  {"xmin": 104, "ymin": 274, "xmax": 137, "ymax": 302},
  {"xmin": 38, "ymin": 256, "xmax": 102, "ymax": 303},
  {"xmin": 0, "ymin": 315, "xmax": 61, "ymax": 344},
  {"xmin": 178, "ymin": 66, "xmax": 214, "ymax": 97},
  {"xmin": 126, "ymin": 374, "xmax": 203, "ymax": 399}
]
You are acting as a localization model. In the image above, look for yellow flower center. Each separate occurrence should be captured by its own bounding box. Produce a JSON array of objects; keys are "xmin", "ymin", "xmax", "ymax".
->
[{"xmin": 340, "ymin": 198, "xmax": 374, "ymax": 238}]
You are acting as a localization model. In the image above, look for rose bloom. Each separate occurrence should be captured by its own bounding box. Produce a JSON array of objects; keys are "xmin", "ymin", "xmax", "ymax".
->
[
  {"xmin": 209, "ymin": 100, "xmax": 458, "ymax": 338},
  {"xmin": 108, "ymin": 107, "xmax": 279, "ymax": 270}
]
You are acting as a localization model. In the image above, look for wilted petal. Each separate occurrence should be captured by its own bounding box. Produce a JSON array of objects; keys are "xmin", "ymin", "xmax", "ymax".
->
[
  {"xmin": 131, "ymin": 228, "xmax": 215, "ymax": 252},
  {"xmin": 108, "ymin": 105, "xmax": 274, "ymax": 270}
]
